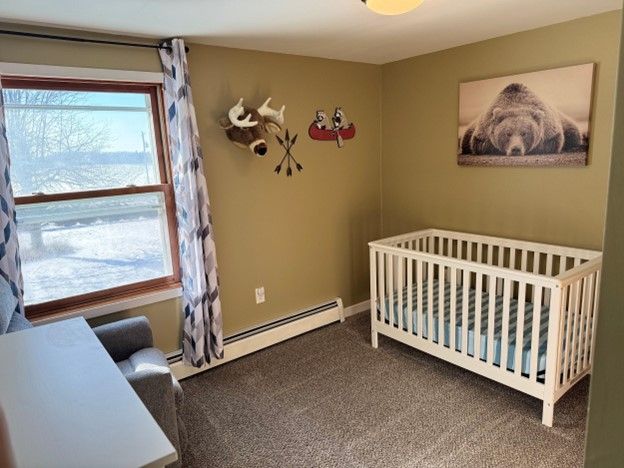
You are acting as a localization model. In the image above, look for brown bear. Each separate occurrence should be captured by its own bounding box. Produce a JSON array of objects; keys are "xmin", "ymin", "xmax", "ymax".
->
[{"xmin": 460, "ymin": 83, "xmax": 583, "ymax": 156}]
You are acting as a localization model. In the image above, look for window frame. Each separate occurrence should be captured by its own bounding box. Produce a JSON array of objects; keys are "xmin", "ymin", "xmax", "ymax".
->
[{"xmin": 1, "ymin": 76, "xmax": 180, "ymax": 320}]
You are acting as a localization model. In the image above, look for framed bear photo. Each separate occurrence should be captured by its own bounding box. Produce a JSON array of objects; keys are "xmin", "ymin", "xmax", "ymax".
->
[{"xmin": 457, "ymin": 63, "xmax": 595, "ymax": 167}]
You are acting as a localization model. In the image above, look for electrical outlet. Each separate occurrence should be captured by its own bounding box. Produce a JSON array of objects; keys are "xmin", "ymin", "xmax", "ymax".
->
[{"xmin": 255, "ymin": 287, "xmax": 265, "ymax": 304}]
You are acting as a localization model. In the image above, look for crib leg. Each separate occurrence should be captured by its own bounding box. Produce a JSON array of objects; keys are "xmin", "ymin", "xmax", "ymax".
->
[
  {"xmin": 542, "ymin": 400, "xmax": 554, "ymax": 427},
  {"xmin": 371, "ymin": 328, "xmax": 379, "ymax": 349}
]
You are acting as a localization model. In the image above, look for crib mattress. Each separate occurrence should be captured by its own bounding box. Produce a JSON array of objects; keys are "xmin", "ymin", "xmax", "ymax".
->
[{"xmin": 379, "ymin": 279, "xmax": 549, "ymax": 378}]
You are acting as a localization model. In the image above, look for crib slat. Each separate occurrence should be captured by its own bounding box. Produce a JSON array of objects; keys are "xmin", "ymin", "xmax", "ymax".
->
[
  {"xmin": 529, "ymin": 286, "xmax": 543, "ymax": 381},
  {"xmin": 416, "ymin": 259, "xmax": 423, "ymax": 337},
  {"xmin": 397, "ymin": 256, "xmax": 404, "ymax": 331},
  {"xmin": 456, "ymin": 240, "xmax": 462, "ymax": 284},
  {"xmin": 467, "ymin": 241, "xmax": 473, "ymax": 262},
  {"xmin": 532, "ymin": 252, "xmax": 540, "ymax": 274},
  {"xmin": 546, "ymin": 253, "xmax": 553, "ymax": 276},
  {"xmin": 487, "ymin": 275, "xmax": 496, "ymax": 364},
  {"xmin": 486, "ymin": 246, "xmax": 494, "ymax": 294},
  {"xmin": 514, "ymin": 281, "xmax": 527, "ymax": 376},
  {"xmin": 427, "ymin": 260, "xmax": 434, "ymax": 341},
  {"xmin": 569, "ymin": 279, "xmax": 581, "ymax": 378},
  {"xmin": 563, "ymin": 283, "xmax": 575, "ymax": 384},
  {"xmin": 544, "ymin": 253, "xmax": 554, "ymax": 305},
  {"xmin": 407, "ymin": 257, "xmax": 413, "ymax": 335},
  {"xmin": 378, "ymin": 251, "xmax": 386, "ymax": 324},
  {"xmin": 500, "ymin": 278, "xmax": 511, "ymax": 371},
  {"xmin": 570, "ymin": 279, "xmax": 583, "ymax": 379},
  {"xmin": 477, "ymin": 243, "xmax": 483, "ymax": 264},
  {"xmin": 510, "ymin": 248, "xmax": 517, "ymax": 270},
  {"xmin": 450, "ymin": 267, "xmax": 457, "ymax": 351},
  {"xmin": 496, "ymin": 247, "xmax": 504, "ymax": 295},
  {"xmin": 576, "ymin": 277, "xmax": 589, "ymax": 373},
  {"xmin": 387, "ymin": 254, "xmax": 395, "ymax": 328},
  {"xmin": 582, "ymin": 273, "xmax": 595, "ymax": 368},
  {"xmin": 475, "ymin": 273, "xmax": 483, "ymax": 360},
  {"xmin": 588, "ymin": 270, "xmax": 601, "ymax": 366},
  {"xmin": 556, "ymin": 283, "xmax": 569, "ymax": 390},
  {"xmin": 462, "ymin": 271, "xmax": 470, "ymax": 354},
  {"xmin": 438, "ymin": 266, "xmax": 445, "ymax": 346},
  {"xmin": 521, "ymin": 249, "xmax": 528, "ymax": 273}
]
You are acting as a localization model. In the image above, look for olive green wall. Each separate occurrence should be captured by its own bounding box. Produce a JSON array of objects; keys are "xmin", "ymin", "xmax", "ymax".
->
[
  {"xmin": 0, "ymin": 24, "xmax": 382, "ymax": 351},
  {"xmin": 585, "ymin": 9, "xmax": 624, "ymax": 467},
  {"xmin": 185, "ymin": 45, "xmax": 381, "ymax": 336},
  {"xmin": 381, "ymin": 11, "xmax": 621, "ymax": 250}
]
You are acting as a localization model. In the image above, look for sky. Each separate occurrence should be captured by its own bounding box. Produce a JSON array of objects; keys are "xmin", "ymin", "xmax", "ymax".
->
[
  {"xmin": 66, "ymin": 91, "xmax": 155, "ymax": 153},
  {"xmin": 3, "ymin": 89, "xmax": 157, "ymax": 153}
]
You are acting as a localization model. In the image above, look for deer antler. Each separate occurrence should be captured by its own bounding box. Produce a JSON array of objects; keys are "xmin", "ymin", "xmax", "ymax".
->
[
  {"xmin": 228, "ymin": 98, "xmax": 258, "ymax": 128},
  {"xmin": 258, "ymin": 97, "xmax": 285, "ymax": 125}
]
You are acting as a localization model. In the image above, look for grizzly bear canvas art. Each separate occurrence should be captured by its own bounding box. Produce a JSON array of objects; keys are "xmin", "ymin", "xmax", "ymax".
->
[{"xmin": 457, "ymin": 64, "xmax": 594, "ymax": 167}]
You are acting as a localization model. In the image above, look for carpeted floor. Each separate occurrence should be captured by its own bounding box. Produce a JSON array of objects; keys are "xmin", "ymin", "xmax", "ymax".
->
[{"xmin": 180, "ymin": 313, "xmax": 588, "ymax": 468}]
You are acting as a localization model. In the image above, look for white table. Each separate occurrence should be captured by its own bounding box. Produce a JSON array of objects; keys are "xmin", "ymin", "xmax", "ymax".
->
[{"xmin": 0, "ymin": 317, "xmax": 177, "ymax": 468}]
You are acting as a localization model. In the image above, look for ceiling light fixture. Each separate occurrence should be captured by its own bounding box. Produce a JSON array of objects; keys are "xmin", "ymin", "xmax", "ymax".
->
[{"xmin": 361, "ymin": 0, "xmax": 424, "ymax": 15}]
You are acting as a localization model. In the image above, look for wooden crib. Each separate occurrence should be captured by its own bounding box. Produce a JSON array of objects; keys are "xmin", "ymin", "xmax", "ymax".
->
[{"xmin": 369, "ymin": 229, "xmax": 602, "ymax": 426}]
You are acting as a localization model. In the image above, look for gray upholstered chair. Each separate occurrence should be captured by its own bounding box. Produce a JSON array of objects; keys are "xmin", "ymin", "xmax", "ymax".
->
[{"xmin": 92, "ymin": 317, "xmax": 186, "ymax": 467}]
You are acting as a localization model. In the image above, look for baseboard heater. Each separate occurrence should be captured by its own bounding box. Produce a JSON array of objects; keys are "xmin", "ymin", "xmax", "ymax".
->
[{"xmin": 170, "ymin": 298, "xmax": 345, "ymax": 380}]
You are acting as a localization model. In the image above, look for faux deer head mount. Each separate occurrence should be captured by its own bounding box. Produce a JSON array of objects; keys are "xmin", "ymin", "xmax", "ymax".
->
[{"xmin": 218, "ymin": 98, "xmax": 286, "ymax": 156}]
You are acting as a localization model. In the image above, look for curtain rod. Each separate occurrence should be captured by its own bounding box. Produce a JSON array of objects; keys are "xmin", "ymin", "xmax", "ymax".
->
[{"xmin": 0, "ymin": 29, "xmax": 189, "ymax": 52}]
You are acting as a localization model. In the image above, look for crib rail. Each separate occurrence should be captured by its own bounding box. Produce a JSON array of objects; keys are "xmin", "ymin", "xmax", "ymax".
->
[{"xmin": 376, "ymin": 228, "xmax": 600, "ymax": 277}]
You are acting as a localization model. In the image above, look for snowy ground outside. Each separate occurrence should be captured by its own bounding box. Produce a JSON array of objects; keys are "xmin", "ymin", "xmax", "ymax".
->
[{"xmin": 18, "ymin": 215, "xmax": 172, "ymax": 305}]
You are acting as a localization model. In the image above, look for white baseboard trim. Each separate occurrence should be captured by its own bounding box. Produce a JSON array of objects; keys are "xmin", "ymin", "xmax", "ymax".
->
[
  {"xmin": 171, "ymin": 298, "xmax": 345, "ymax": 381},
  {"xmin": 343, "ymin": 299, "xmax": 370, "ymax": 317}
]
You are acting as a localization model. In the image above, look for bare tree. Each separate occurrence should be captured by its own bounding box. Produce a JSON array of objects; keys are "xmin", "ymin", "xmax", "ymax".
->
[{"xmin": 3, "ymin": 89, "xmax": 111, "ymax": 195}]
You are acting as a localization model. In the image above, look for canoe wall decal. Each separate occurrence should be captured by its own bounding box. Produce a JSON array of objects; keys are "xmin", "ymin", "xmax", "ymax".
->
[
  {"xmin": 309, "ymin": 108, "xmax": 356, "ymax": 148},
  {"xmin": 308, "ymin": 124, "xmax": 356, "ymax": 141}
]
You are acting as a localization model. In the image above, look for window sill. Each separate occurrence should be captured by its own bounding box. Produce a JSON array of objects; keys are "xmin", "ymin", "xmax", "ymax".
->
[{"xmin": 30, "ymin": 285, "xmax": 182, "ymax": 326}]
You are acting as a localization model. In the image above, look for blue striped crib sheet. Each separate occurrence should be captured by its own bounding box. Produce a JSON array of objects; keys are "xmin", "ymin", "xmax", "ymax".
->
[{"xmin": 379, "ymin": 279, "xmax": 550, "ymax": 379}]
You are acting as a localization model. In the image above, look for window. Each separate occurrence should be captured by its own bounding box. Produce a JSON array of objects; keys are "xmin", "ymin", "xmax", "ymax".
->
[{"xmin": 1, "ymin": 78, "xmax": 179, "ymax": 319}]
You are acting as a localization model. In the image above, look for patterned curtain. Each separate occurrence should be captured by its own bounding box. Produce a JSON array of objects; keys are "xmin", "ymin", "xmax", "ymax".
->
[
  {"xmin": 159, "ymin": 39, "xmax": 224, "ymax": 367},
  {"xmin": 0, "ymin": 78, "xmax": 24, "ymax": 315}
]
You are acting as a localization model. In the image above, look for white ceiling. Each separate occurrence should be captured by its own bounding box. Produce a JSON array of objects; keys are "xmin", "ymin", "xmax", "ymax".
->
[{"xmin": 0, "ymin": 0, "xmax": 621, "ymax": 64}]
